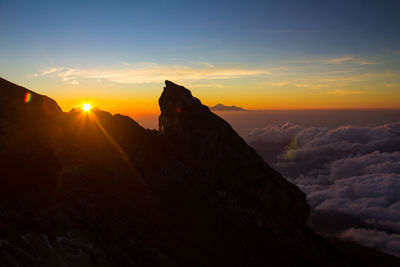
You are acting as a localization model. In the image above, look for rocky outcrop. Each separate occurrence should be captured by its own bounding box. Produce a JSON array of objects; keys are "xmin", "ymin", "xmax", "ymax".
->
[
  {"xmin": 159, "ymin": 80, "xmax": 309, "ymax": 227},
  {"xmin": 0, "ymin": 78, "xmax": 399, "ymax": 266}
]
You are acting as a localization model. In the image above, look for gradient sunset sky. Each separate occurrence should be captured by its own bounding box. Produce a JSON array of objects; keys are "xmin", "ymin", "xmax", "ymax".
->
[{"xmin": 1, "ymin": 0, "xmax": 400, "ymax": 115}]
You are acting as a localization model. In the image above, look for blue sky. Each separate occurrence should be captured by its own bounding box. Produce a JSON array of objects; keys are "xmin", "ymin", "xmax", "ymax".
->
[
  {"xmin": 1, "ymin": 0, "xmax": 399, "ymax": 112},
  {"xmin": 2, "ymin": 0, "xmax": 399, "ymax": 63}
]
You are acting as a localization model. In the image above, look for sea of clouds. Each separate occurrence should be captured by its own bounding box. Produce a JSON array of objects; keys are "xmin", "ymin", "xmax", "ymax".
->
[{"xmin": 241, "ymin": 122, "xmax": 400, "ymax": 256}]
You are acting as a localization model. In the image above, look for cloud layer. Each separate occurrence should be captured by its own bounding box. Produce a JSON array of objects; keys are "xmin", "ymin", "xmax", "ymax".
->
[
  {"xmin": 340, "ymin": 228, "xmax": 400, "ymax": 257},
  {"xmin": 36, "ymin": 63, "xmax": 271, "ymax": 84},
  {"xmin": 243, "ymin": 122, "xmax": 400, "ymax": 256}
]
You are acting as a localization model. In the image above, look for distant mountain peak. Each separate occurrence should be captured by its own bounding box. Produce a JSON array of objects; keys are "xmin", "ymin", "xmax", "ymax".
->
[{"xmin": 210, "ymin": 103, "xmax": 246, "ymax": 111}]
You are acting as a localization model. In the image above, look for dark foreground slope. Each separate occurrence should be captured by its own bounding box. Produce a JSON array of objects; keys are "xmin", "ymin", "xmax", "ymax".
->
[{"xmin": 0, "ymin": 77, "xmax": 399, "ymax": 266}]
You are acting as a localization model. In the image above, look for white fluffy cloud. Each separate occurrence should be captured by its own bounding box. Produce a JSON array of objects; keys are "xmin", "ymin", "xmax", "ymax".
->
[
  {"xmin": 306, "ymin": 173, "xmax": 400, "ymax": 231},
  {"xmin": 243, "ymin": 122, "xmax": 400, "ymax": 255}
]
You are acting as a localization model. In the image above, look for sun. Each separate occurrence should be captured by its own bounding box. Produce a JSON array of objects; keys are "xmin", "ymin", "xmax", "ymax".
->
[{"xmin": 83, "ymin": 103, "xmax": 92, "ymax": 111}]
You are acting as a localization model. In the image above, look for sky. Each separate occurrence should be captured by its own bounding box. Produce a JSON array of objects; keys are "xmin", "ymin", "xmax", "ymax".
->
[
  {"xmin": 1, "ymin": 0, "xmax": 400, "ymax": 255},
  {"xmin": 1, "ymin": 0, "xmax": 400, "ymax": 116}
]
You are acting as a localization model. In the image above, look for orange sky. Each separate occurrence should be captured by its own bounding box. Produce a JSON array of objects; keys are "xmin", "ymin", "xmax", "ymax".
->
[{"xmin": 1, "ymin": 1, "xmax": 400, "ymax": 119}]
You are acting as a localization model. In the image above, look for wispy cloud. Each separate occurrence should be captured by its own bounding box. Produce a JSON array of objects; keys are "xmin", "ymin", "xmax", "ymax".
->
[
  {"xmin": 35, "ymin": 62, "xmax": 272, "ymax": 84},
  {"xmin": 319, "ymin": 72, "xmax": 397, "ymax": 83},
  {"xmin": 295, "ymin": 83, "xmax": 330, "ymax": 89},
  {"xmin": 324, "ymin": 55, "xmax": 376, "ymax": 65},
  {"xmin": 188, "ymin": 83, "xmax": 225, "ymax": 88},
  {"xmin": 39, "ymin": 67, "xmax": 64, "ymax": 76},
  {"xmin": 328, "ymin": 89, "xmax": 364, "ymax": 96},
  {"xmin": 263, "ymin": 81, "xmax": 288, "ymax": 86}
]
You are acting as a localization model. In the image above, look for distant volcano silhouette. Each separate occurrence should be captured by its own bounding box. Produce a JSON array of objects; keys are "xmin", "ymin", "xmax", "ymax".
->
[
  {"xmin": 209, "ymin": 103, "xmax": 246, "ymax": 111},
  {"xmin": 0, "ymin": 77, "xmax": 398, "ymax": 266}
]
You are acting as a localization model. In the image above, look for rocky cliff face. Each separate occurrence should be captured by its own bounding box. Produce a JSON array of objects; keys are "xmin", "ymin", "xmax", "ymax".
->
[
  {"xmin": 159, "ymin": 81, "xmax": 309, "ymax": 226},
  {"xmin": 0, "ymin": 78, "xmax": 398, "ymax": 266}
]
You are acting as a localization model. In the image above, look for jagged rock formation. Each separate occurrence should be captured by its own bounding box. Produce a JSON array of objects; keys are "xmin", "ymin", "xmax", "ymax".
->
[
  {"xmin": 0, "ymin": 77, "xmax": 399, "ymax": 266},
  {"xmin": 159, "ymin": 81, "xmax": 308, "ymax": 226}
]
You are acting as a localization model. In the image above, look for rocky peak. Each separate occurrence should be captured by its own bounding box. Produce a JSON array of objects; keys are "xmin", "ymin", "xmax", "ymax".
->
[
  {"xmin": 159, "ymin": 80, "xmax": 208, "ymax": 135},
  {"xmin": 158, "ymin": 80, "xmax": 238, "ymax": 147},
  {"xmin": 158, "ymin": 80, "xmax": 309, "ymax": 226}
]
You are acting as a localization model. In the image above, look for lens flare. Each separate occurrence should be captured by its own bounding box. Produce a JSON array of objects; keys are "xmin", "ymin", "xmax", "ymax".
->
[
  {"xmin": 83, "ymin": 103, "xmax": 91, "ymax": 111},
  {"xmin": 24, "ymin": 92, "xmax": 32, "ymax": 103}
]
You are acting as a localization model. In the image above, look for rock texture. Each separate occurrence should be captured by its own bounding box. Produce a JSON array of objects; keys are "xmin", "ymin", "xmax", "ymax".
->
[{"xmin": 0, "ymin": 77, "xmax": 399, "ymax": 266}]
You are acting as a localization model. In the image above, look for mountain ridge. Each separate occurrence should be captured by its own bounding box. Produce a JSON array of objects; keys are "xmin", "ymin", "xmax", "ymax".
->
[{"xmin": 0, "ymin": 77, "xmax": 399, "ymax": 266}]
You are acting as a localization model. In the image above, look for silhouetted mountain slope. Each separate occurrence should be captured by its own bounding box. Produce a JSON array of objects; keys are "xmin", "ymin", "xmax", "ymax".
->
[
  {"xmin": 159, "ymin": 81, "xmax": 308, "ymax": 226},
  {"xmin": 0, "ymin": 77, "xmax": 62, "ymax": 121},
  {"xmin": 0, "ymin": 77, "xmax": 399, "ymax": 266}
]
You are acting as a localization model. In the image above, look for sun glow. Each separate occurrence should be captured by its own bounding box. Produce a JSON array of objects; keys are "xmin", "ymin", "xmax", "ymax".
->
[{"xmin": 83, "ymin": 103, "xmax": 92, "ymax": 111}]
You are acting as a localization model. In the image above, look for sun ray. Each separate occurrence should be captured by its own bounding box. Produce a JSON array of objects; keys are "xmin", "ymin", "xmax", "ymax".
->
[{"xmin": 90, "ymin": 112, "xmax": 150, "ymax": 189}]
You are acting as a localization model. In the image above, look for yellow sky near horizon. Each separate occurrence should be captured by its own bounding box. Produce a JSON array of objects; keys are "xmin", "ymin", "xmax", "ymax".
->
[
  {"xmin": 50, "ymin": 80, "xmax": 400, "ymax": 116},
  {"xmin": 7, "ymin": 54, "xmax": 400, "ymax": 117}
]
